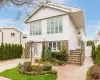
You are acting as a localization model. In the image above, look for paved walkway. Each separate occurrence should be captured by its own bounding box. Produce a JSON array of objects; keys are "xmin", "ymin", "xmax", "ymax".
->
[
  {"xmin": 0, "ymin": 57, "xmax": 93, "ymax": 80},
  {"xmin": 53, "ymin": 57, "xmax": 94, "ymax": 80}
]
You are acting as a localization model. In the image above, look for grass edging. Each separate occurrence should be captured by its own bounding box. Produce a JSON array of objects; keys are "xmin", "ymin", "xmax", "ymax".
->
[
  {"xmin": 86, "ymin": 67, "xmax": 92, "ymax": 80},
  {"xmin": 0, "ymin": 67, "xmax": 57, "ymax": 80}
]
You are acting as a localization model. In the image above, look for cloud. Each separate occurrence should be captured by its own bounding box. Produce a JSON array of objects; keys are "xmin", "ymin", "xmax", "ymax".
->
[
  {"xmin": 0, "ymin": 18, "xmax": 25, "ymax": 33},
  {"xmin": 86, "ymin": 21, "xmax": 100, "ymax": 41}
]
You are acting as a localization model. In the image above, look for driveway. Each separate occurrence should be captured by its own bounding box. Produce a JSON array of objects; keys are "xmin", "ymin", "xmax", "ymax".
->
[
  {"xmin": 53, "ymin": 57, "xmax": 94, "ymax": 80},
  {"xmin": 0, "ymin": 58, "xmax": 34, "ymax": 80}
]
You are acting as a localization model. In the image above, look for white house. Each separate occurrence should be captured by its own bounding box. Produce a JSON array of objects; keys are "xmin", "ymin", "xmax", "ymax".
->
[
  {"xmin": 94, "ymin": 31, "xmax": 100, "ymax": 46},
  {"xmin": 24, "ymin": 2, "xmax": 85, "ymax": 58},
  {"xmin": 0, "ymin": 28, "xmax": 27, "ymax": 46}
]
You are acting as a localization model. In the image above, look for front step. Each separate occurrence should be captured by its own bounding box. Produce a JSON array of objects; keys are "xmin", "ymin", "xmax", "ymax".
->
[{"xmin": 67, "ymin": 49, "xmax": 84, "ymax": 65}]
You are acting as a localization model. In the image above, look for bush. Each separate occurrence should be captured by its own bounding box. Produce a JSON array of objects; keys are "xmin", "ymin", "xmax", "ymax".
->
[
  {"xmin": 58, "ymin": 61, "xmax": 65, "ymax": 65},
  {"xmin": 35, "ymin": 58, "xmax": 40, "ymax": 63},
  {"xmin": 43, "ymin": 64, "xmax": 52, "ymax": 71},
  {"xmin": 0, "ymin": 43, "xmax": 23, "ymax": 60},
  {"xmin": 91, "ymin": 45, "xmax": 96, "ymax": 60},
  {"xmin": 18, "ymin": 63, "xmax": 23, "ymax": 69},
  {"xmin": 51, "ymin": 52, "xmax": 67, "ymax": 61},
  {"xmin": 33, "ymin": 63, "xmax": 43, "ymax": 72},
  {"xmin": 22, "ymin": 70, "xmax": 57, "ymax": 76},
  {"xmin": 23, "ymin": 61, "xmax": 31, "ymax": 66},
  {"xmin": 86, "ymin": 67, "xmax": 92, "ymax": 80},
  {"xmin": 22, "ymin": 61, "xmax": 33, "ymax": 72},
  {"xmin": 91, "ymin": 65, "xmax": 100, "ymax": 79},
  {"xmin": 51, "ymin": 58, "xmax": 56, "ymax": 62},
  {"xmin": 87, "ymin": 40, "xmax": 94, "ymax": 46},
  {"xmin": 55, "ymin": 60, "xmax": 59, "ymax": 63}
]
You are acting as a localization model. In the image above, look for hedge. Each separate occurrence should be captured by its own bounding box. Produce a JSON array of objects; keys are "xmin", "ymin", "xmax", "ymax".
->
[{"xmin": 0, "ymin": 43, "xmax": 23, "ymax": 60}]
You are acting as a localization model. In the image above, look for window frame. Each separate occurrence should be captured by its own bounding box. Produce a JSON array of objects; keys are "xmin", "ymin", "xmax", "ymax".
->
[
  {"xmin": 30, "ymin": 21, "xmax": 42, "ymax": 36},
  {"xmin": 48, "ymin": 41, "xmax": 62, "ymax": 52},
  {"xmin": 47, "ymin": 16, "xmax": 63, "ymax": 34},
  {"xmin": 11, "ymin": 33, "xmax": 15, "ymax": 37}
]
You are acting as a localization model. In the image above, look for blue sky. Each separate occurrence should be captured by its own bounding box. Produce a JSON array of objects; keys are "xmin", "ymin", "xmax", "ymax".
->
[{"xmin": 0, "ymin": 0, "xmax": 100, "ymax": 40}]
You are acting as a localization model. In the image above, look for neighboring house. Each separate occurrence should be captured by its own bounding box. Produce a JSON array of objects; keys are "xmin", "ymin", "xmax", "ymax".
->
[
  {"xmin": 24, "ymin": 2, "xmax": 85, "ymax": 58},
  {"xmin": 0, "ymin": 28, "xmax": 27, "ymax": 46},
  {"xmin": 94, "ymin": 31, "xmax": 100, "ymax": 46}
]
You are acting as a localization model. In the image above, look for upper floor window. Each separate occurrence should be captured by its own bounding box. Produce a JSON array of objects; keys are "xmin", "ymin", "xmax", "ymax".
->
[
  {"xmin": 11, "ymin": 33, "xmax": 15, "ymax": 37},
  {"xmin": 30, "ymin": 21, "xmax": 42, "ymax": 36},
  {"xmin": 47, "ymin": 17, "xmax": 63, "ymax": 34}
]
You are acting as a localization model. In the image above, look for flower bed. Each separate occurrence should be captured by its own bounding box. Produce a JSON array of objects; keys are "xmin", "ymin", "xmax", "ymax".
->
[{"xmin": 18, "ymin": 62, "xmax": 57, "ymax": 76}]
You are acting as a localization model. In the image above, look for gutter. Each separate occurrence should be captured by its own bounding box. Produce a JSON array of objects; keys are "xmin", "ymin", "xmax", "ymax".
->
[
  {"xmin": 20, "ymin": 33, "xmax": 22, "ymax": 45},
  {"xmin": 0, "ymin": 29, "xmax": 3, "ymax": 43}
]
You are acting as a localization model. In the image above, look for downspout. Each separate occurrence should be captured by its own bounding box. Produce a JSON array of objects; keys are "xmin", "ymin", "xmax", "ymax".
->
[
  {"xmin": 20, "ymin": 33, "xmax": 22, "ymax": 44},
  {"xmin": 0, "ymin": 29, "xmax": 3, "ymax": 43}
]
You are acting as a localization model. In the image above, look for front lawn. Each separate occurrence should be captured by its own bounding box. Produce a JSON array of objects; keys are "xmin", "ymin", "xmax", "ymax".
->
[{"xmin": 0, "ymin": 68, "xmax": 57, "ymax": 80}]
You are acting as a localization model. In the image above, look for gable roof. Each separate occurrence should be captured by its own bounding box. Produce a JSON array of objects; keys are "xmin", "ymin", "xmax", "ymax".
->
[
  {"xmin": 1, "ymin": 28, "xmax": 22, "ymax": 34},
  {"xmin": 23, "ymin": 2, "xmax": 85, "ymax": 28}
]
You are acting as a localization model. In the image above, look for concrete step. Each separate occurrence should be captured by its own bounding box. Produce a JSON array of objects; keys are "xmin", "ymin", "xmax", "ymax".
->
[
  {"xmin": 70, "ymin": 53, "xmax": 84, "ymax": 55},
  {"xmin": 67, "ymin": 61, "xmax": 83, "ymax": 65}
]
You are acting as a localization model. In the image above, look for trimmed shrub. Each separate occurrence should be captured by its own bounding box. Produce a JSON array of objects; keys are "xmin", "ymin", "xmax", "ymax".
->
[
  {"xmin": 22, "ymin": 61, "xmax": 33, "ymax": 72},
  {"xmin": 41, "ymin": 42, "xmax": 45, "ymax": 60},
  {"xmin": 43, "ymin": 64, "xmax": 52, "ymax": 71},
  {"xmin": 19, "ymin": 70, "xmax": 57, "ymax": 76},
  {"xmin": 0, "ymin": 43, "xmax": 23, "ymax": 60},
  {"xmin": 51, "ymin": 52, "xmax": 67, "ymax": 61},
  {"xmin": 91, "ymin": 45, "xmax": 96, "ymax": 60}
]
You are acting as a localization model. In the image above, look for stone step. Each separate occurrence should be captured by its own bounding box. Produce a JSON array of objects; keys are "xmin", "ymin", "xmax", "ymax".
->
[
  {"xmin": 67, "ymin": 61, "xmax": 83, "ymax": 65},
  {"xmin": 67, "ymin": 59, "xmax": 83, "ymax": 62},
  {"xmin": 70, "ymin": 53, "xmax": 84, "ymax": 55}
]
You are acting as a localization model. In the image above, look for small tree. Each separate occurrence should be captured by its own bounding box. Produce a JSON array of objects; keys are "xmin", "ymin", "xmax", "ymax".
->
[
  {"xmin": 91, "ymin": 45, "xmax": 96, "ymax": 60},
  {"xmin": 87, "ymin": 40, "xmax": 94, "ymax": 46},
  {"xmin": 41, "ymin": 42, "xmax": 45, "ymax": 60}
]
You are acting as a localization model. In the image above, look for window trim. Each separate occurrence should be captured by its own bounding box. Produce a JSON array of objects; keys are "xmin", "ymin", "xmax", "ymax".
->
[
  {"xmin": 48, "ymin": 41, "xmax": 62, "ymax": 52},
  {"xmin": 30, "ymin": 21, "xmax": 42, "ymax": 36},
  {"xmin": 47, "ymin": 16, "xmax": 63, "ymax": 34},
  {"xmin": 11, "ymin": 33, "xmax": 15, "ymax": 37}
]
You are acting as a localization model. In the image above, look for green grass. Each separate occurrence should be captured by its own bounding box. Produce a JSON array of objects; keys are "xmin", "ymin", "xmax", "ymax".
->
[
  {"xmin": 0, "ymin": 68, "xmax": 57, "ymax": 80},
  {"xmin": 86, "ymin": 67, "xmax": 92, "ymax": 80}
]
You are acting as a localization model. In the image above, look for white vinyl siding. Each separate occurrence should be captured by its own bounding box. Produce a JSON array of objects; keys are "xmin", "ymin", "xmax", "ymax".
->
[
  {"xmin": 30, "ymin": 21, "xmax": 42, "ymax": 36},
  {"xmin": 47, "ymin": 17, "xmax": 63, "ymax": 34}
]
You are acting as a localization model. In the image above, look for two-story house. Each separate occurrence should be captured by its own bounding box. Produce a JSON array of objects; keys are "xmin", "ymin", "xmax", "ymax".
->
[
  {"xmin": 24, "ymin": 2, "xmax": 85, "ymax": 58},
  {"xmin": 0, "ymin": 28, "xmax": 27, "ymax": 47}
]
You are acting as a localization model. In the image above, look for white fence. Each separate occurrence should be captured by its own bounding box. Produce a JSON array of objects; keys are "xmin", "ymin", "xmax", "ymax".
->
[{"xmin": 85, "ymin": 46, "xmax": 92, "ymax": 57}]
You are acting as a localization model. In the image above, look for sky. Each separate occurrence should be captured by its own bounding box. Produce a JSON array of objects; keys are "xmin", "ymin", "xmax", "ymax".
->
[{"xmin": 0, "ymin": 0, "xmax": 100, "ymax": 41}]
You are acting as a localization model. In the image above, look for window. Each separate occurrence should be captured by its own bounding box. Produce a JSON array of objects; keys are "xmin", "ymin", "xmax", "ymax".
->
[
  {"xmin": 11, "ymin": 33, "xmax": 15, "ymax": 36},
  {"xmin": 48, "ymin": 41, "xmax": 62, "ymax": 51},
  {"xmin": 30, "ymin": 21, "xmax": 42, "ymax": 36},
  {"xmin": 47, "ymin": 17, "xmax": 63, "ymax": 34}
]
